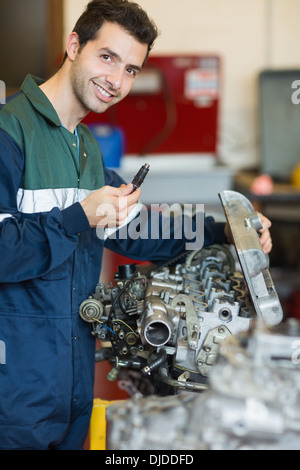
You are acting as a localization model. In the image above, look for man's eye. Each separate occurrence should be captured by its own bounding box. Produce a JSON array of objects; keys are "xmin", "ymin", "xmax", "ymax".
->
[
  {"xmin": 101, "ymin": 54, "xmax": 112, "ymax": 62},
  {"xmin": 127, "ymin": 68, "xmax": 137, "ymax": 77}
]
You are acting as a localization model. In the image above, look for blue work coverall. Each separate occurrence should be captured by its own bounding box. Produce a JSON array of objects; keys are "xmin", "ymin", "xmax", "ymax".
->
[{"xmin": 0, "ymin": 75, "xmax": 226, "ymax": 449}]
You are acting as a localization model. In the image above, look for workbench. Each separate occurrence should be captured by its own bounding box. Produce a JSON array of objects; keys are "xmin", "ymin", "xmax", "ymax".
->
[{"xmin": 235, "ymin": 171, "xmax": 300, "ymax": 207}]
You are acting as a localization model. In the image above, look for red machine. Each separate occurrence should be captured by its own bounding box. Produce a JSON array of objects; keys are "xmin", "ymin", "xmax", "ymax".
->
[{"xmin": 84, "ymin": 55, "xmax": 221, "ymax": 157}]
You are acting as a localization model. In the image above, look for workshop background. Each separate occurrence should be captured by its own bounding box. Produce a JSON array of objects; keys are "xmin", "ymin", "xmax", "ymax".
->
[{"xmin": 1, "ymin": 0, "xmax": 300, "ymax": 448}]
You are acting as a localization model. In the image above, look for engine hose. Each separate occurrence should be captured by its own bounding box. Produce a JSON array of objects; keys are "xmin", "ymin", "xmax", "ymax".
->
[
  {"xmin": 142, "ymin": 349, "xmax": 167, "ymax": 377},
  {"xmin": 95, "ymin": 348, "xmax": 114, "ymax": 362},
  {"xmin": 157, "ymin": 367, "xmax": 208, "ymax": 392}
]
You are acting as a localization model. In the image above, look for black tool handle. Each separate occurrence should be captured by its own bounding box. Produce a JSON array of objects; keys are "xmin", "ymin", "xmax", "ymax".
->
[{"xmin": 131, "ymin": 163, "xmax": 150, "ymax": 193}]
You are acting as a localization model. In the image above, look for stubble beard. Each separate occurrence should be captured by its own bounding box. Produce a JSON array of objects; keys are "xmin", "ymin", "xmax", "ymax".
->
[{"xmin": 70, "ymin": 63, "xmax": 111, "ymax": 116}]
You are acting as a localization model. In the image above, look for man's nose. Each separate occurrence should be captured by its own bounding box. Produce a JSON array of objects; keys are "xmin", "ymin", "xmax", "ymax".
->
[{"xmin": 106, "ymin": 67, "xmax": 123, "ymax": 90}]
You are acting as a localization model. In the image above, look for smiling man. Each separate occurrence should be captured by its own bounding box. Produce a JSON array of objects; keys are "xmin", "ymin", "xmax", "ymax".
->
[
  {"xmin": 0, "ymin": 0, "xmax": 273, "ymax": 451},
  {"xmin": 41, "ymin": 21, "xmax": 148, "ymax": 131}
]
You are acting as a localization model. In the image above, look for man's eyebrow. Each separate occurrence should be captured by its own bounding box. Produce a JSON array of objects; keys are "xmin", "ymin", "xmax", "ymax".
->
[{"xmin": 100, "ymin": 47, "xmax": 143, "ymax": 73}]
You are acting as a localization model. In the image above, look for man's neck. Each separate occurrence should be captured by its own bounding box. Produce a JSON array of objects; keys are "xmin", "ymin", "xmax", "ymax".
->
[{"xmin": 39, "ymin": 66, "xmax": 89, "ymax": 133}]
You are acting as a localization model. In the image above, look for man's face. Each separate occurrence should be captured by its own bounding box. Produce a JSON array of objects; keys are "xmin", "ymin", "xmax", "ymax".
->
[{"xmin": 69, "ymin": 22, "xmax": 148, "ymax": 115}]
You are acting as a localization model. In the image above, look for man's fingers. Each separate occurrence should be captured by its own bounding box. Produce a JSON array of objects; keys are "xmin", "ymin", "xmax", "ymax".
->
[
  {"xmin": 103, "ymin": 183, "xmax": 133, "ymax": 197},
  {"xmin": 119, "ymin": 183, "xmax": 134, "ymax": 195},
  {"xmin": 81, "ymin": 184, "xmax": 141, "ymax": 228},
  {"xmin": 257, "ymin": 213, "xmax": 273, "ymax": 254},
  {"xmin": 127, "ymin": 187, "xmax": 141, "ymax": 206},
  {"xmin": 258, "ymin": 213, "xmax": 272, "ymax": 231}
]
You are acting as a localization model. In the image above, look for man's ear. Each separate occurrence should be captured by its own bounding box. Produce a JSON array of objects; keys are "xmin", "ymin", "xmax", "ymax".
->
[{"xmin": 65, "ymin": 32, "xmax": 80, "ymax": 62}]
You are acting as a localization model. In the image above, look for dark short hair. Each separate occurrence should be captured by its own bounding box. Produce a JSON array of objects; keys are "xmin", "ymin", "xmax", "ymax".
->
[{"xmin": 63, "ymin": 0, "xmax": 158, "ymax": 65}]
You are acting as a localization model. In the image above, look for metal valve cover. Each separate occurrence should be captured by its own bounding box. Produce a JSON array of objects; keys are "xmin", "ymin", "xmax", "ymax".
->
[{"xmin": 219, "ymin": 190, "xmax": 283, "ymax": 327}]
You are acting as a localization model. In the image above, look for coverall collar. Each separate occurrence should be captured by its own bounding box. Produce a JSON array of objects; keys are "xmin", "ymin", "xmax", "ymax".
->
[{"xmin": 21, "ymin": 75, "xmax": 61, "ymax": 128}]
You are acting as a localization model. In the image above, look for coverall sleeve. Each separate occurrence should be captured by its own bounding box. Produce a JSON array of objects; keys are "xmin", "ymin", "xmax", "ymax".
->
[{"xmin": 0, "ymin": 128, "xmax": 91, "ymax": 283}]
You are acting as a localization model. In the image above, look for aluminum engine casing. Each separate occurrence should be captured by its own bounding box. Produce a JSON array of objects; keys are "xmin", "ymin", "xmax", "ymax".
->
[{"xmin": 80, "ymin": 244, "xmax": 254, "ymax": 393}]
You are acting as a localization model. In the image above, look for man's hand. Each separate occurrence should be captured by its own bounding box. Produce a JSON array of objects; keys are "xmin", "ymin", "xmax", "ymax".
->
[
  {"xmin": 257, "ymin": 213, "xmax": 272, "ymax": 254},
  {"xmin": 225, "ymin": 212, "xmax": 273, "ymax": 255},
  {"xmin": 80, "ymin": 184, "xmax": 141, "ymax": 228}
]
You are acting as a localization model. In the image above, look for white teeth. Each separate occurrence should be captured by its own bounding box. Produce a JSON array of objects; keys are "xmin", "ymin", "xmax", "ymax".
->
[{"xmin": 94, "ymin": 83, "xmax": 112, "ymax": 98}]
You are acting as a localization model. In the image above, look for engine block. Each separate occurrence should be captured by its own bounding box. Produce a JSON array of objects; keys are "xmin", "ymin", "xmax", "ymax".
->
[{"xmin": 80, "ymin": 244, "xmax": 256, "ymax": 393}]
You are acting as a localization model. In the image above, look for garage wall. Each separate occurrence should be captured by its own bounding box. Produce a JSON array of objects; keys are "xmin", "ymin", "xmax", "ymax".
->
[{"xmin": 63, "ymin": 0, "xmax": 300, "ymax": 169}]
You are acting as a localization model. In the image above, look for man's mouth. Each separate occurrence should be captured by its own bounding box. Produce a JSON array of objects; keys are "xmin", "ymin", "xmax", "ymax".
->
[{"xmin": 92, "ymin": 81, "xmax": 114, "ymax": 100}]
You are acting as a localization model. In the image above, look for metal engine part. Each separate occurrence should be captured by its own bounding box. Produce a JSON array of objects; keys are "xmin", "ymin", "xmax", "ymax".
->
[
  {"xmin": 80, "ymin": 245, "xmax": 254, "ymax": 393},
  {"xmin": 220, "ymin": 190, "xmax": 283, "ymax": 327},
  {"xmin": 106, "ymin": 319, "xmax": 300, "ymax": 450},
  {"xmin": 79, "ymin": 190, "xmax": 283, "ymax": 395}
]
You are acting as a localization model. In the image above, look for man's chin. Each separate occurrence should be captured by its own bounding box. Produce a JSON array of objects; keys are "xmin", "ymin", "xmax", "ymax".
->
[{"xmin": 89, "ymin": 100, "xmax": 114, "ymax": 115}]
